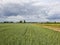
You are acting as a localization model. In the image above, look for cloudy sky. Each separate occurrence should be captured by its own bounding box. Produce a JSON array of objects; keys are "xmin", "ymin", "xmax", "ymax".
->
[{"xmin": 0, "ymin": 0, "xmax": 60, "ymax": 22}]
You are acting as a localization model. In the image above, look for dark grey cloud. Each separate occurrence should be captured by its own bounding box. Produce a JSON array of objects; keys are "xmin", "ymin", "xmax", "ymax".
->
[
  {"xmin": 0, "ymin": 3, "xmax": 48, "ymax": 17},
  {"xmin": 47, "ymin": 14, "xmax": 60, "ymax": 20},
  {"xmin": 0, "ymin": 2, "xmax": 60, "ymax": 22},
  {"xmin": 47, "ymin": 15, "xmax": 60, "ymax": 22}
]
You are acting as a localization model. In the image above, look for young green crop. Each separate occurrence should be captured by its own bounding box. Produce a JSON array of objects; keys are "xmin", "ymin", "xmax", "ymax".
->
[{"xmin": 0, "ymin": 23, "xmax": 60, "ymax": 45}]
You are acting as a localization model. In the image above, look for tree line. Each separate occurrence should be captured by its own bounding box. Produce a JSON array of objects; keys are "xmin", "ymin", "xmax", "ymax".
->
[
  {"xmin": 0, "ymin": 20, "xmax": 26, "ymax": 23},
  {"xmin": 0, "ymin": 20, "xmax": 60, "ymax": 24}
]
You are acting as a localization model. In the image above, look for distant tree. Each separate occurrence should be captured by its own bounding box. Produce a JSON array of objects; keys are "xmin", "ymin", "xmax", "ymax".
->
[
  {"xmin": 10, "ymin": 21, "xmax": 14, "ymax": 23},
  {"xmin": 19, "ymin": 21, "xmax": 22, "ymax": 23},
  {"xmin": 24, "ymin": 20, "xmax": 26, "ymax": 23},
  {"xmin": 54, "ymin": 21, "xmax": 56, "ymax": 23},
  {"xmin": 3, "ymin": 21, "xmax": 14, "ymax": 23},
  {"xmin": 4, "ymin": 21, "xmax": 9, "ymax": 23}
]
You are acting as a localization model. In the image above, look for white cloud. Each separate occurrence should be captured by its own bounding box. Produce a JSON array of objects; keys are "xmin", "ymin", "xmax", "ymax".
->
[
  {"xmin": 1, "ymin": 0, "xmax": 30, "ymax": 4},
  {"xmin": 47, "ymin": 2, "xmax": 60, "ymax": 15},
  {"xmin": 6, "ymin": 15, "xmax": 24, "ymax": 22},
  {"xmin": 4, "ymin": 15, "xmax": 49, "ymax": 22},
  {"xmin": 23, "ymin": 15, "xmax": 49, "ymax": 22},
  {"xmin": 0, "ymin": 0, "xmax": 60, "ymax": 22}
]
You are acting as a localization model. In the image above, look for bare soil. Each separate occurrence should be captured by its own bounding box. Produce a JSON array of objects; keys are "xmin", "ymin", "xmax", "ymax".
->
[{"xmin": 43, "ymin": 26, "xmax": 60, "ymax": 32}]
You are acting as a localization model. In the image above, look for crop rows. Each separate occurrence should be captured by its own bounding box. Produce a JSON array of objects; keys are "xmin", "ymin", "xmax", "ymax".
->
[{"xmin": 0, "ymin": 24, "xmax": 60, "ymax": 45}]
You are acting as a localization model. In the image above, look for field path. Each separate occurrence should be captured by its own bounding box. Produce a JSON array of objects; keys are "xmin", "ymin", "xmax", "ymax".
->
[{"xmin": 0, "ymin": 24, "xmax": 60, "ymax": 45}]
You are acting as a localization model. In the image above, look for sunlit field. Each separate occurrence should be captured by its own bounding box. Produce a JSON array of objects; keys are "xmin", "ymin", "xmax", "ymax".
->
[
  {"xmin": 0, "ymin": 23, "xmax": 60, "ymax": 45},
  {"xmin": 37, "ymin": 23, "xmax": 60, "ymax": 32}
]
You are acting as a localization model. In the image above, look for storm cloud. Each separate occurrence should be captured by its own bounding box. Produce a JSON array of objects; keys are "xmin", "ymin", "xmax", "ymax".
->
[{"xmin": 0, "ymin": 0, "xmax": 60, "ymax": 22}]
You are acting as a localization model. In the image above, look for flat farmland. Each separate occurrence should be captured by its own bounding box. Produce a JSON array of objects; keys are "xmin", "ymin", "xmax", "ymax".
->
[
  {"xmin": 39, "ymin": 24, "xmax": 60, "ymax": 32},
  {"xmin": 0, "ymin": 23, "xmax": 60, "ymax": 45}
]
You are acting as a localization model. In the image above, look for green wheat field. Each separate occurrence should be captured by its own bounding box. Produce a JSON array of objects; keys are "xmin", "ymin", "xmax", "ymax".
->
[{"xmin": 0, "ymin": 23, "xmax": 60, "ymax": 45}]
